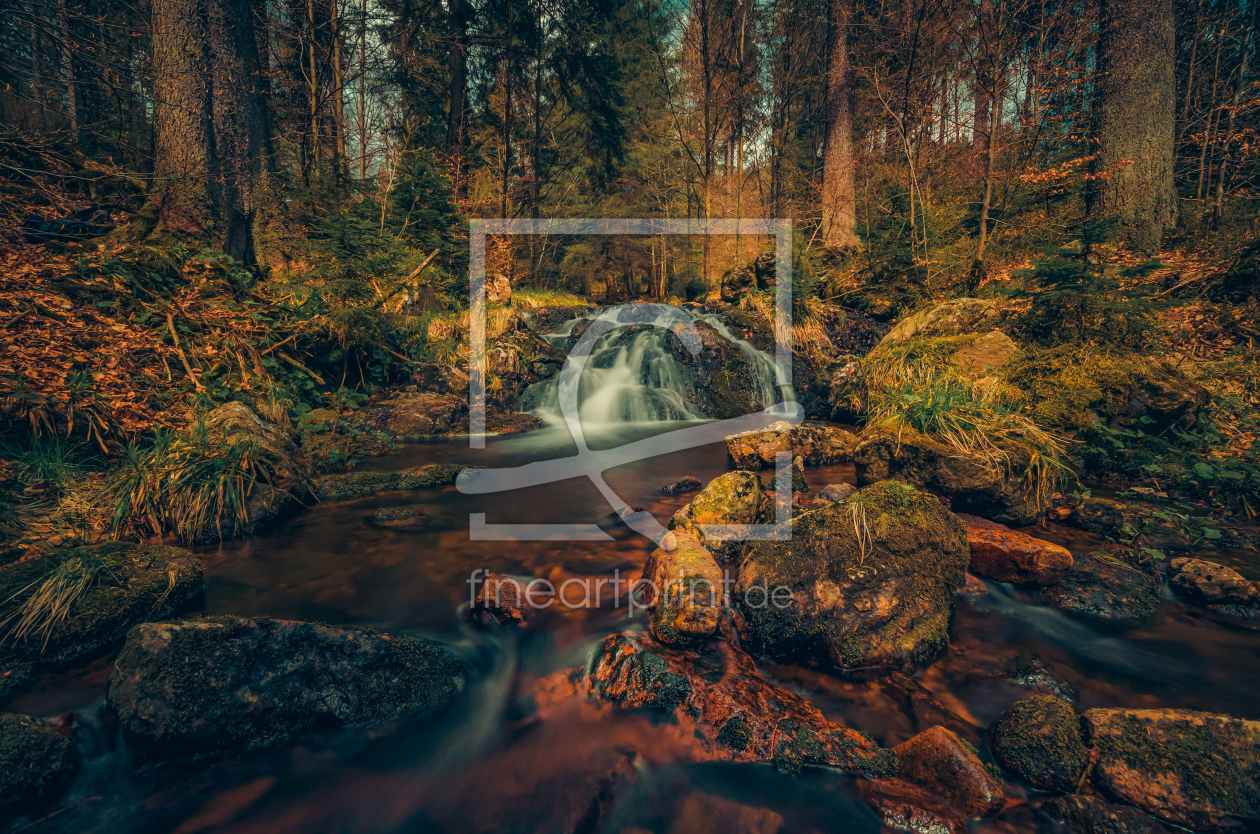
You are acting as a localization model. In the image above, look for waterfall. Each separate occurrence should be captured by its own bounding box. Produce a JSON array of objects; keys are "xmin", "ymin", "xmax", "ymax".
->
[{"xmin": 519, "ymin": 306, "xmax": 794, "ymax": 431}]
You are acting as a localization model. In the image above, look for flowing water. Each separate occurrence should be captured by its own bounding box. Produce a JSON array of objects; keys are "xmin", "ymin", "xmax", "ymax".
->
[{"xmin": 6, "ymin": 313, "xmax": 1260, "ymax": 834}]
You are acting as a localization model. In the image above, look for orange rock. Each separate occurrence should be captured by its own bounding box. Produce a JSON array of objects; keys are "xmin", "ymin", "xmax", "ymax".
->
[
  {"xmin": 893, "ymin": 725, "xmax": 1006, "ymax": 818},
  {"xmin": 856, "ymin": 777, "xmax": 968, "ymax": 834},
  {"xmin": 961, "ymin": 516, "xmax": 1072, "ymax": 586}
]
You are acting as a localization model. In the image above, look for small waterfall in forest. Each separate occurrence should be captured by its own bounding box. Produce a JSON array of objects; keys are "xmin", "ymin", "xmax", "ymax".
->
[{"xmin": 519, "ymin": 306, "xmax": 793, "ymax": 431}]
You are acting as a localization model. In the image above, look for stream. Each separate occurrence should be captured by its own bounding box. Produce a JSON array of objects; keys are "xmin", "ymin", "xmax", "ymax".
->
[{"xmin": 6, "ymin": 312, "xmax": 1260, "ymax": 834}]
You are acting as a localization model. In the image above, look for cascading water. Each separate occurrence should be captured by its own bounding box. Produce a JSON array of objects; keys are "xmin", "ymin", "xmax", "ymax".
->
[{"xmin": 519, "ymin": 306, "xmax": 794, "ymax": 431}]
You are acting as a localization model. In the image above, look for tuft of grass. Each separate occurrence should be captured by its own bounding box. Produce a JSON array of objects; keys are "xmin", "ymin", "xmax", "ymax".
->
[
  {"xmin": 0, "ymin": 550, "xmax": 117, "ymax": 649},
  {"xmin": 107, "ymin": 422, "xmax": 274, "ymax": 543}
]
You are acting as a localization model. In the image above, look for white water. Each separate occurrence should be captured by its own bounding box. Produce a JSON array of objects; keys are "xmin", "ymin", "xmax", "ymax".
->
[{"xmin": 519, "ymin": 307, "xmax": 793, "ymax": 432}]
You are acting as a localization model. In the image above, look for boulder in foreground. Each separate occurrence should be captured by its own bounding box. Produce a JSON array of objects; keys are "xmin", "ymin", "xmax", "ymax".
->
[
  {"xmin": 893, "ymin": 725, "xmax": 1005, "ymax": 817},
  {"xmin": 989, "ymin": 694, "xmax": 1088, "ymax": 792},
  {"xmin": 736, "ymin": 480, "xmax": 968, "ymax": 673},
  {"xmin": 1083, "ymin": 707, "xmax": 1260, "ymax": 834},
  {"xmin": 107, "ymin": 616, "xmax": 464, "ymax": 760}
]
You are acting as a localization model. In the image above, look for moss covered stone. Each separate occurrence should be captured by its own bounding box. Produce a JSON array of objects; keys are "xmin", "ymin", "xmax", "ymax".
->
[
  {"xmin": 853, "ymin": 428, "xmax": 1049, "ymax": 525},
  {"xmin": 736, "ymin": 479, "xmax": 969, "ymax": 673},
  {"xmin": 1041, "ymin": 550, "xmax": 1163, "ymax": 622},
  {"xmin": 106, "ymin": 616, "xmax": 465, "ymax": 761},
  {"xmin": 0, "ymin": 712, "xmax": 79, "ymax": 808},
  {"xmin": 989, "ymin": 694, "xmax": 1088, "ymax": 791},
  {"xmin": 668, "ymin": 471, "xmax": 768, "ymax": 558},
  {"xmin": 0, "ymin": 543, "xmax": 203, "ymax": 666},
  {"xmin": 1083, "ymin": 707, "xmax": 1260, "ymax": 833}
]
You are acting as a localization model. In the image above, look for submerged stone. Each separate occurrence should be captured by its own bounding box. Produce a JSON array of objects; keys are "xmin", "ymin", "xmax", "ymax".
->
[
  {"xmin": 857, "ymin": 777, "xmax": 968, "ymax": 834},
  {"xmin": 586, "ymin": 631, "xmax": 898, "ymax": 776},
  {"xmin": 989, "ymin": 695, "xmax": 1088, "ymax": 792},
  {"xmin": 0, "ymin": 543, "xmax": 203, "ymax": 665},
  {"xmin": 1041, "ymin": 550, "xmax": 1162, "ymax": 622},
  {"xmin": 1041, "ymin": 794, "xmax": 1167, "ymax": 834},
  {"xmin": 736, "ymin": 480, "xmax": 969, "ymax": 673},
  {"xmin": 1083, "ymin": 707, "xmax": 1260, "ymax": 833},
  {"xmin": 317, "ymin": 463, "xmax": 471, "ymax": 500},
  {"xmin": 0, "ymin": 712, "xmax": 79, "ymax": 809},
  {"xmin": 107, "ymin": 616, "xmax": 464, "ymax": 760}
]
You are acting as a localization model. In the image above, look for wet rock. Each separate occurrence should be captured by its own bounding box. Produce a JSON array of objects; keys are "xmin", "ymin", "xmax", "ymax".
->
[
  {"xmin": 853, "ymin": 429, "xmax": 1049, "ymax": 525},
  {"xmin": 661, "ymin": 476, "xmax": 703, "ymax": 495},
  {"xmin": 470, "ymin": 572, "xmax": 539, "ymax": 626},
  {"xmin": 670, "ymin": 790, "xmax": 785, "ymax": 834},
  {"xmin": 883, "ymin": 299, "xmax": 1000, "ymax": 342},
  {"xmin": 790, "ymin": 456, "xmax": 808, "ymax": 493},
  {"xmin": 1169, "ymin": 558, "xmax": 1259, "ymax": 609},
  {"xmin": 317, "ymin": 463, "xmax": 471, "ymax": 500},
  {"xmin": 586, "ymin": 631, "xmax": 898, "ymax": 775},
  {"xmin": 961, "ymin": 574, "xmax": 989, "ymax": 596},
  {"xmin": 736, "ymin": 480, "xmax": 969, "ymax": 673},
  {"xmin": 999, "ymin": 657, "xmax": 1078, "ymax": 703},
  {"xmin": 1069, "ymin": 497, "xmax": 1189, "ymax": 551},
  {"xmin": 960, "ymin": 515, "xmax": 1073, "ymax": 586},
  {"xmin": 953, "ymin": 331, "xmax": 1019, "ymax": 374},
  {"xmin": 107, "ymin": 616, "xmax": 464, "ymax": 760},
  {"xmin": 0, "ymin": 713, "xmax": 78, "ymax": 808},
  {"xmin": 856, "ymin": 778, "xmax": 967, "ymax": 834},
  {"xmin": 363, "ymin": 391, "xmax": 468, "ymax": 439},
  {"xmin": 0, "ymin": 544, "xmax": 203, "ymax": 665},
  {"xmin": 1041, "ymin": 794, "xmax": 1168, "ymax": 834},
  {"xmin": 642, "ymin": 533, "xmax": 725, "ymax": 644},
  {"xmin": 989, "ymin": 695, "xmax": 1088, "ymax": 792},
  {"xmin": 725, "ymin": 421, "xmax": 857, "ymax": 470},
  {"xmin": 669, "ymin": 471, "xmax": 769, "ymax": 558},
  {"xmin": 370, "ymin": 507, "xmax": 427, "ymax": 529},
  {"xmin": 1083, "ymin": 707, "xmax": 1260, "ymax": 833},
  {"xmin": 1041, "ymin": 550, "xmax": 1162, "ymax": 622},
  {"xmin": 818, "ymin": 483, "xmax": 857, "ymax": 503},
  {"xmin": 720, "ymin": 264, "xmax": 757, "ymax": 303},
  {"xmin": 0, "ymin": 662, "xmax": 31, "ymax": 701},
  {"xmin": 666, "ymin": 320, "xmax": 770, "ymax": 419},
  {"xmin": 893, "ymin": 725, "xmax": 1005, "ymax": 817}
]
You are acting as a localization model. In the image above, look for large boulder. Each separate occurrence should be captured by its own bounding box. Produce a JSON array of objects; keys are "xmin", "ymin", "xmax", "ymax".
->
[
  {"xmin": 853, "ymin": 429, "xmax": 1050, "ymax": 525},
  {"xmin": 1083, "ymin": 707, "xmax": 1260, "ymax": 833},
  {"xmin": 989, "ymin": 695, "xmax": 1089, "ymax": 792},
  {"xmin": 667, "ymin": 320, "xmax": 773, "ymax": 419},
  {"xmin": 0, "ymin": 544, "xmax": 202, "ymax": 665},
  {"xmin": 725, "ymin": 421, "xmax": 857, "ymax": 470},
  {"xmin": 641, "ymin": 532, "xmax": 726, "ymax": 644},
  {"xmin": 953, "ymin": 331, "xmax": 1019, "ymax": 374},
  {"xmin": 1041, "ymin": 550, "xmax": 1163, "ymax": 622},
  {"xmin": 0, "ymin": 713, "xmax": 79, "ymax": 809},
  {"xmin": 1169, "ymin": 558, "xmax": 1260, "ymax": 613},
  {"xmin": 107, "ymin": 616, "xmax": 464, "ymax": 760},
  {"xmin": 669, "ymin": 471, "xmax": 769, "ymax": 558},
  {"xmin": 960, "ymin": 515, "xmax": 1073, "ymax": 586},
  {"xmin": 720, "ymin": 264, "xmax": 757, "ymax": 303},
  {"xmin": 586, "ymin": 631, "xmax": 898, "ymax": 776},
  {"xmin": 883, "ymin": 299, "xmax": 1000, "ymax": 342},
  {"xmin": 893, "ymin": 725, "xmax": 1005, "ymax": 818},
  {"xmin": 735, "ymin": 480, "xmax": 969, "ymax": 673}
]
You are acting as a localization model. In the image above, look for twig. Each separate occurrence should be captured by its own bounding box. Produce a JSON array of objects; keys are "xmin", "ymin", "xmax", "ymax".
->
[
  {"xmin": 261, "ymin": 331, "xmax": 300, "ymax": 356},
  {"xmin": 1, "ymin": 307, "xmax": 31, "ymax": 329},
  {"xmin": 277, "ymin": 352, "xmax": 325, "ymax": 384},
  {"xmin": 166, "ymin": 312, "xmax": 204, "ymax": 392},
  {"xmin": 374, "ymin": 248, "xmax": 441, "ymax": 309}
]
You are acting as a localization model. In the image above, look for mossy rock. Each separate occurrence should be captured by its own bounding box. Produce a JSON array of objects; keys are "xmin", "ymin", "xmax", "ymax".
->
[
  {"xmin": 642, "ymin": 533, "xmax": 725, "ymax": 645},
  {"xmin": 989, "ymin": 695, "xmax": 1088, "ymax": 791},
  {"xmin": 1005, "ymin": 349, "xmax": 1208, "ymax": 434},
  {"xmin": 1041, "ymin": 794, "xmax": 1168, "ymax": 834},
  {"xmin": 666, "ymin": 320, "xmax": 768, "ymax": 419},
  {"xmin": 853, "ymin": 428, "xmax": 1049, "ymax": 525},
  {"xmin": 0, "ymin": 544, "xmax": 203, "ymax": 666},
  {"xmin": 1041, "ymin": 550, "xmax": 1163, "ymax": 622},
  {"xmin": 1083, "ymin": 707, "xmax": 1260, "ymax": 833},
  {"xmin": 0, "ymin": 712, "xmax": 79, "ymax": 808},
  {"xmin": 316, "ymin": 463, "xmax": 472, "ymax": 500},
  {"xmin": 668, "ymin": 471, "xmax": 769, "ymax": 558},
  {"xmin": 107, "ymin": 616, "xmax": 465, "ymax": 761},
  {"xmin": 736, "ymin": 480, "xmax": 969, "ymax": 673}
]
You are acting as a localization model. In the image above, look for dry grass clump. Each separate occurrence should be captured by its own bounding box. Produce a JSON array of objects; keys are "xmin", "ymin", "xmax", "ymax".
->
[{"xmin": 0, "ymin": 550, "xmax": 115, "ymax": 649}]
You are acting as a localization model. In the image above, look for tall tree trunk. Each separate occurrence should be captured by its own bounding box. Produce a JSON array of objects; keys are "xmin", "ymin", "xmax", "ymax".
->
[
  {"xmin": 1212, "ymin": 0, "xmax": 1256, "ymax": 226},
  {"xmin": 358, "ymin": 0, "xmax": 367, "ymax": 180},
  {"xmin": 330, "ymin": 0, "xmax": 347, "ymax": 179},
  {"xmin": 446, "ymin": 0, "xmax": 471, "ymax": 202},
  {"xmin": 820, "ymin": 0, "xmax": 857, "ymax": 248},
  {"xmin": 973, "ymin": 0, "xmax": 992, "ymax": 160},
  {"xmin": 58, "ymin": 0, "xmax": 77, "ymax": 142},
  {"xmin": 150, "ymin": 0, "xmax": 286, "ymax": 270},
  {"xmin": 1088, "ymin": 0, "xmax": 1177, "ymax": 254}
]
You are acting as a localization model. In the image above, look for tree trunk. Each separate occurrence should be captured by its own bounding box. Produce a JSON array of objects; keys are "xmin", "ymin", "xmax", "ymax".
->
[
  {"xmin": 820, "ymin": 0, "xmax": 857, "ymax": 248},
  {"xmin": 58, "ymin": 0, "xmax": 77, "ymax": 142},
  {"xmin": 1212, "ymin": 0, "xmax": 1256, "ymax": 226},
  {"xmin": 358, "ymin": 0, "xmax": 367, "ymax": 180},
  {"xmin": 1088, "ymin": 0, "xmax": 1177, "ymax": 254},
  {"xmin": 973, "ymin": 0, "xmax": 991, "ymax": 160},
  {"xmin": 446, "ymin": 0, "xmax": 471, "ymax": 202},
  {"xmin": 150, "ymin": 0, "xmax": 286, "ymax": 270}
]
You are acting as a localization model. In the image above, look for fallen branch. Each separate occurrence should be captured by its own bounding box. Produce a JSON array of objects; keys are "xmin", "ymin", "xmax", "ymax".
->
[{"xmin": 166, "ymin": 312, "xmax": 204, "ymax": 392}]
